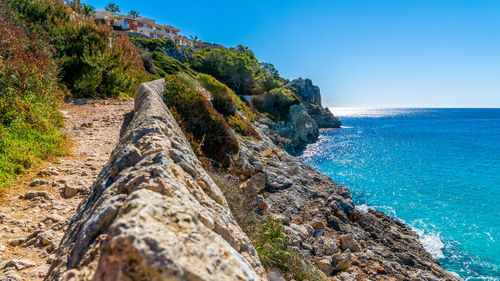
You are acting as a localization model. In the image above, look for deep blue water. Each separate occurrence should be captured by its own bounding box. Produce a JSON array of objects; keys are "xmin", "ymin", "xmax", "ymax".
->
[{"xmin": 299, "ymin": 108, "xmax": 500, "ymax": 280}]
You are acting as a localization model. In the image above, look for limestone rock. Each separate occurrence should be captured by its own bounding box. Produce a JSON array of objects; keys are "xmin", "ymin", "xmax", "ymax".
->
[
  {"xmin": 0, "ymin": 259, "xmax": 35, "ymax": 271},
  {"xmin": 20, "ymin": 191, "xmax": 49, "ymax": 200},
  {"xmin": 316, "ymin": 257, "xmax": 333, "ymax": 275},
  {"xmin": 286, "ymin": 78, "xmax": 341, "ymax": 128},
  {"xmin": 332, "ymin": 250, "xmax": 352, "ymax": 272},
  {"xmin": 339, "ymin": 235, "xmax": 362, "ymax": 252},
  {"xmin": 29, "ymin": 179, "xmax": 52, "ymax": 187}
]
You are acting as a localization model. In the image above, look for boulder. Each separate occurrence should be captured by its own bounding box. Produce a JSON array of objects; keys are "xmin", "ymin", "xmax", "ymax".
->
[{"xmin": 339, "ymin": 234, "xmax": 362, "ymax": 252}]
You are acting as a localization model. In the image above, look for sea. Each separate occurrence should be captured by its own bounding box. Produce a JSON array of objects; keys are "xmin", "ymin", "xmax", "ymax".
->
[{"xmin": 299, "ymin": 108, "xmax": 500, "ymax": 280}]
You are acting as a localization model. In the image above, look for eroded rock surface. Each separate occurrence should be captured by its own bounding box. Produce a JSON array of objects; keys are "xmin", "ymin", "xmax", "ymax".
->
[
  {"xmin": 287, "ymin": 78, "xmax": 341, "ymax": 128},
  {"xmin": 228, "ymin": 120, "xmax": 460, "ymax": 281},
  {"xmin": 46, "ymin": 79, "xmax": 266, "ymax": 280}
]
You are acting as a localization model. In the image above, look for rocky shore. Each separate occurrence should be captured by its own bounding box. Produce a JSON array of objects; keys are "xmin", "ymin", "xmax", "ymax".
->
[{"xmin": 41, "ymin": 79, "xmax": 459, "ymax": 280}]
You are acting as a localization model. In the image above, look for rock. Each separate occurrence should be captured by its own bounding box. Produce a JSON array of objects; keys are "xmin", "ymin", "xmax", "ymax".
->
[
  {"xmin": 240, "ymin": 172, "xmax": 266, "ymax": 194},
  {"xmin": 0, "ymin": 259, "xmax": 35, "ymax": 271},
  {"xmin": 38, "ymin": 167, "xmax": 59, "ymax": 176},
  {"xmin": 59, "ymin": 185, "xmax": 80, "ymax": 198},
  {"xmin": 20, "ymin": 190, "xmax": 48, "ymax": 200},
  {"xmin": 312, "ymin": 237, "xmax": 339, "ymax": 257},
  {"xmin": 0, "ymin": 213, "xmax": 12, "ymax": 224},
  {"xmin": 81, "ymin": 122, "xmax": 94, "ymax": 128},
  {"xmin": 29, "ymin": 179, "xmax": 52, "ymax": 187},
  {"xmin": 0, "ymin": 272, "xmax": 22, "ymax": 281},
  {"xmin": 7, "ymin": 239, "xmax": 23, "ymax": 247},
  {"xmin": 332, "ymin": 250, "xmax": 352, "ymax": 272},
  {"xmin": 267, "ymin": 267, "xmax": 286, "ymax": 281},
  {"xmin": 286, "ymin": 78, "xmax": 341, "ymax": 128},
  {"xmin": 316, "ymin": 257, "xmax": 333, "ymax": 275},
  {"xmin": 22, "ymin": 230, "xmax": 56, "ymax": 249},
  {"xmin": 288, "ymin": 104, "xmax": 319, "ymax": 144},
  {"xmin": 339, "ymin": 234, "xmax": 362, "ymax": 252}
]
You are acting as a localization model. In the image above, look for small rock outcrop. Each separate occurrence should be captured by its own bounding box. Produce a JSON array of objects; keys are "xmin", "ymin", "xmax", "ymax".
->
[
  {"xmin": 46, "ymin": 79, "xmax": 266, "ymax": 280},
  {"xmin": 287, "ymin": 78, "xmax": 341, "ymax": 128}
]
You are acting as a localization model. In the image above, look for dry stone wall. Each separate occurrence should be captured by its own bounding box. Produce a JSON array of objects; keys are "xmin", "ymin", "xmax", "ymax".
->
[{"xmin": 46, "ymin": 79, "xmax": 266, "ymax": 281}]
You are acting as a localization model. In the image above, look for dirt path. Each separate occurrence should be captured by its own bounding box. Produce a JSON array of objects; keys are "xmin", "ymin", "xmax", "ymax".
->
[{"xmin": 0, "ymin": 99, "xmax": 133, "ymax": 280}]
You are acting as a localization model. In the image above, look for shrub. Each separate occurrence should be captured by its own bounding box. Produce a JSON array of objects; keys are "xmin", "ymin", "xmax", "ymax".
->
[
  {"xmin": 251, "ymin": 87, "xmax": 301, "ymax": 121},
  {"xmin": 163, "ymin": 75, "xmax": 239, "ymax": 167},
  {"xmin": 6, "ymin": 0, "xmax": 147, "ymax": 98},
  {"xmin": 196, "ymin": 74, "xmax": 260, "ymax": 139},
  {"xmin": 197, "ymin": 73, "xmax": 237, "ymax": 115},
  {"xmin": 256, "ymin": 217, "xmax": 325, "ymax": 281},
  {"xmin": 153, "ymin": 51, "xmax": 194, "ymax": 77},
  {"xmin": 0, "ymin": 5, "xmax": 66, "ymax": 189},
  {"xmin": 190, "ymin": 45, "xmax": 259, "ymax": 95}
]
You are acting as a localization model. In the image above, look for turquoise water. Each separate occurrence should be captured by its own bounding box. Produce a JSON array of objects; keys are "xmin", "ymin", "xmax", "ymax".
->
[{"xmin": 299, "ymin": 108, "xmax": 500, "ymax": 280}]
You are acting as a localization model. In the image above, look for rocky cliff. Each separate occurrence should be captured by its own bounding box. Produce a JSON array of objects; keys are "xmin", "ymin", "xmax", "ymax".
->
[
  {"xmin": 287, "ymin": 78, "xmax": 341, "ymax": 128},
  {"xmin": 229, "ymin": 122, "xmax": 460, "ymax": 280},
  {"xmin": 47, "ymin": 80, "xmax": 459, "ymax": 281},
  {"xmin": 46, "ymin": 79, "xmax": 266, "ymax": 280}
]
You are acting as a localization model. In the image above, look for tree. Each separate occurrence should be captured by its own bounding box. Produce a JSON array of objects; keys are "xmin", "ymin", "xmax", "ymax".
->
[
  {"xmin": 189, "ymin": 35, "xmax": 200, "ymax": 42},
  {"xmin": 128, "ymin": 10, "xmax": 139, "ymax": 19},
  {"xmin": 82, "ymin": 4, "xmax": 95, "ymax": 18},
  {"xmin": 105, "ymin": 3, "xmax": 120, "ymax": 13}
]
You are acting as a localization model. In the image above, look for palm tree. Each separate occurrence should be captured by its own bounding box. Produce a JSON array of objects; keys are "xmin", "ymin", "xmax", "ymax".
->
[
  {"xmin": 82, "ymin": 4, "xmax": 95, "ymax": 18},
  {"xmin": 129, "ymin": 10, "xmax": 140, "ymax": 19},
  {"xmin": 105, "ymin": 2, "xmax": 120, "ymax": 13}
]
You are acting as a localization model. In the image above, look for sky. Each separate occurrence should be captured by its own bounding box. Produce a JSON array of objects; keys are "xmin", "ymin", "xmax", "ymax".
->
[{"xmin": 86, "ymin": 0, "xmax": 500, "ymax": 107}]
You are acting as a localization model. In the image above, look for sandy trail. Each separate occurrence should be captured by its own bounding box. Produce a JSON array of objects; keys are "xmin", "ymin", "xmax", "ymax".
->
[{"xmin": 0, "ymin": 99, "xmax": 133, "ymax": 280}]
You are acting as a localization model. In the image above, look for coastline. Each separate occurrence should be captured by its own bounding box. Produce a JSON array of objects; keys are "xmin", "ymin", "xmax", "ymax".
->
[{"xmin": 302, "ymin": 109, "xmax": 500, "ymax": 280}]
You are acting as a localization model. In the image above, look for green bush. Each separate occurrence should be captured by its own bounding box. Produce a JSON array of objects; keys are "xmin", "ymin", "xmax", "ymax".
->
[
  {"xmin": 251, "ymin": 87, "xmax": 301, "ymax": 121},
  {"xmin": 163, "ymin": 75, "xmax": 239, "ymax": 167},
  {"xmin": 197, "ymin": 73, "xmax": 237, "ymax": 115},
  {"xmin": 256, "ymin": 217, "xmax": 325, "ymax": 281},
  {"xmin": 0, "ymin": 4, "xmax": 66, "ymax": 189},
  {"xmin": 6, "ymin": 0, "xmax": 147, "ymax": 98},
  {"xmin": 153, "ymin": 51, "xmax": 194, "ymax": 77}
]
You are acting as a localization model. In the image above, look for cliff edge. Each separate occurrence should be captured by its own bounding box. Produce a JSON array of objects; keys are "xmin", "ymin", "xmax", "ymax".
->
[
  {"xmin": 46, "ymin": 80, "xmax": 459, "ymax": 281},
  {"xmin": 286, "ymin": 78, "xmax": 341, "ymax": 128}
]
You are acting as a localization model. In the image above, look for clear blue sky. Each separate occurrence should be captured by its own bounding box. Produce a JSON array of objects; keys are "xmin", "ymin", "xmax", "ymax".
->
[{"xmin": 87, "ymin": 0, "xmax": 500, "ymax": 107}]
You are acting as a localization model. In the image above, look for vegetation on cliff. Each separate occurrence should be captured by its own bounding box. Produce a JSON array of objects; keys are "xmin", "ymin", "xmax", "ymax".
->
[
  {"xmin": 163, "ymin": 75, "xmax": 239, "ymax": 167},
  {"xmin": 0, "ymin": 4, "xmax": 66, "ymax": 189}
]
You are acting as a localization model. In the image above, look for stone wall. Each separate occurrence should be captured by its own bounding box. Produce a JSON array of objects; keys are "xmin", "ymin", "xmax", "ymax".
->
[{"xmin": 46, "ymin": 79, "xmax": 266, "ymax": 281}]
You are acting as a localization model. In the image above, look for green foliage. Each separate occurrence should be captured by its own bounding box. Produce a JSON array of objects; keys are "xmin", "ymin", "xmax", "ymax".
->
[
  {"xmin": 105, "ymin": 2, "xmax": 119, "ymax": 13},
  {"xmin": 6, "ymin": 0, "xmax": 147, "ymax": 98},
  {"xmin": 0, "ymin": 5, "xmax": 66, "ymax": 189},
  {"xmin": 190, "ymin": 45, "xmax": 259, "ymax": 94},
  {"xmin": 176, "ymin": 72, "xmax": 200, "ymax": 91},
  {"xmin": 197, "ymin": 73, "xmax": 237, "ymax": 115},
  {"xmin": 251, "ymin": 87, "xmax": 301, "ymax": 121},
  {"xmin": 152, "ymin": 51, "xmax": 193, "ymax": 77},
  {"xmin": 163, "ymin": 75, "xmax": 239, "ymax": 167},
  {"xmin": 257, "ymin": 216, "xmax": 291, "ymax": 269},
  {"xmin": 256, "ymin": 217, "xmax": 325, "ymax": 281},
  {"xmin": 190, "ymin": 45, "xmax": 287, "ymax": 96},
  {"xmin": 196, "ymin": 74, "xmax": 260, "ymax": 139},
  {"xmin": 128, "ymin": 10, "xmax": 139, "ymax": 18},
  {"xmin": 130, "ymin": 37, "xmax": 177, "ymax": 53}
]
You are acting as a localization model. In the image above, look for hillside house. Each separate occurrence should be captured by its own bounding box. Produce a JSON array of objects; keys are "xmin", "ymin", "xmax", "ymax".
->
[{"xmin": 94, "ymin": 10, "xmax": 193, "ymax": 47}]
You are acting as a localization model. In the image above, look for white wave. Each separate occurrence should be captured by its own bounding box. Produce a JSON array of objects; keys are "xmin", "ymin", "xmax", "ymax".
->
[
  {"xmin": 413, "ymin": 228, "xmax": 445, "ymax": 259},
  {"xmin": 356, "ymin": 204, "xmax": 371, "ymax": 213}
]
